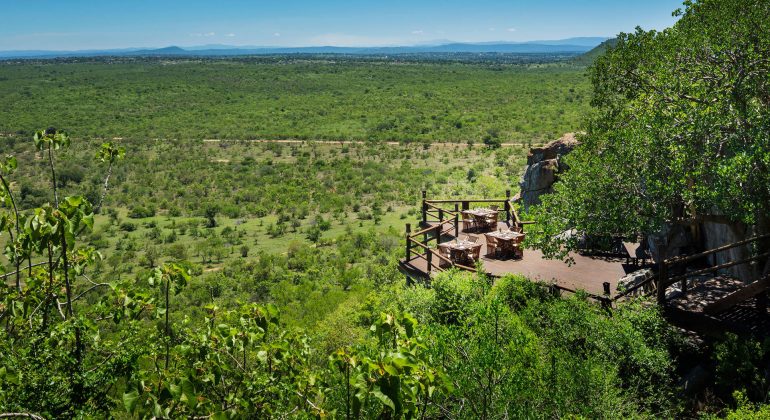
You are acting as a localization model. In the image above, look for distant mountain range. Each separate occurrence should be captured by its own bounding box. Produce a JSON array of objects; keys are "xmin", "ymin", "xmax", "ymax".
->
[{"xmin": 0, "ymin": 37, "xmax": 609, "ymax": 59}]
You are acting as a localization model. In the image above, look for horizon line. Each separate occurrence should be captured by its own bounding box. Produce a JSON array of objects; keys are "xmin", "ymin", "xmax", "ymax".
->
[{"xmin": 0, "ymin": 36, "xmax": 612, "ymax": 53}]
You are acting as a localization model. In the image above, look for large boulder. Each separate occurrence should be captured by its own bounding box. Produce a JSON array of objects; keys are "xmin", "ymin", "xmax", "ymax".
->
[
  {"xmin": 647, "ymin": 224, "xmax": 692, "ymax": 262},
  {"xmin": 648, "ymin": 218, "xmax": 754, "ymax": 283},
  {"xmin": 519, "ymin": 133, "xmax": 578, "ymax": 209},
  {"xmin": 701, "ymin": 219, "xmax": 753, "ymax": 283}
]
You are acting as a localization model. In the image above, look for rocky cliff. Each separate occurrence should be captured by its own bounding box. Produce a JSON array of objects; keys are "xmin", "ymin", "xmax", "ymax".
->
[{"xmin": 518, "ymin": 133, "xmax": 578, "ymax": 210}]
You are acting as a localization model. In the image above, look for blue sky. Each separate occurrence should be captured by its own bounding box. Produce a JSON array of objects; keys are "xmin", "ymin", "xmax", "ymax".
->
[{"xmin": 1, "ymin": 0, "xmax": 683, "ymax": 50}]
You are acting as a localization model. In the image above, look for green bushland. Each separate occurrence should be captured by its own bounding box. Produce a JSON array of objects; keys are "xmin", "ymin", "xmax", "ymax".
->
[
  {"xmin": 0, "ymin": 58, "xmax": 590, "ymax": 143},
  {"xmin": 0, "ymin": 136, "xmax": 525, "ymax": 281},
  {"xmin": 0, "ymin": 131, "xmax": 679, "ymax": 418}
]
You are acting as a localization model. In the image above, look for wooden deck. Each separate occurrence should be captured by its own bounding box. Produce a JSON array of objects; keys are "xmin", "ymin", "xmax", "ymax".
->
[
  {"xmin": 405, "ymin": 194, "xmax": 770, "ymax": 338},
  {"xmin": 400, "ymin": 221, "xmax": 635, "ymax": 297},
  {"xmin": 664, "ymin": 276, "xmax": 770, "ymax": 337}
]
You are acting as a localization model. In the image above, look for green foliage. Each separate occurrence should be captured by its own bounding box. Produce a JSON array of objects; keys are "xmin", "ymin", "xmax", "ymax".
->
[
  {"xmin": 0, "ymin": 59, "xmax": 589, "ymax": 143},
  {"xmin": 33, "ymin": 127, "xmax": 70, "ymax": 151},
  {"xmin": 530, "ymin": 0, "xmax": 770, "ymax": 258},
  {"xmin": 708, "ymin": 392, "xmax": 770, "ymax": 420},
  {"xmin": 713, "ymin": 334, "xmax": 770, "ymax": 401},
  {"xmin": 128, "ymin": 205, "xmax": 155, "ymax": 219},
  {"xmin": 394, "ymin": 272, "xmax": 678, "ymax": 418},
  {"xmin": 431, "ymin": 269, "xmax": 486, "ymax": 324},
  {"xmin": 330, "ymin": 312, "xmax": 452, "ymax": 418},
  {"xmin": 96, "ymin": 141, "xmax": 125, "ymax": 164},
  {"xmin": 0, "ymin": 129, "xmax": 146, "ymax": 417}
]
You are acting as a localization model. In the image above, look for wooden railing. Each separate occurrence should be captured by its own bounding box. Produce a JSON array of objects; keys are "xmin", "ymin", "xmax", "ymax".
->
[
  {"xmin": 420, "ymin": 189, "xmax": 531, "ymax": 230},
  {"xmin": 405, "ymin": 218, "xmax": 475, "ymax": 275},
  {"xmin": 655, "ymin": 232, "xmax": 770, "ymax": 304},
  {"xmin": 611, "ymin": 233, "xmax": 770, "ymax": 304}
]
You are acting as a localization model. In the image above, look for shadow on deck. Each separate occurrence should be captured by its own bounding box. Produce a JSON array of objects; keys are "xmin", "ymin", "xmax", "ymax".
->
[{"xmin": 399, "ymin": 220, "xmax": 637, "ymax": 298}]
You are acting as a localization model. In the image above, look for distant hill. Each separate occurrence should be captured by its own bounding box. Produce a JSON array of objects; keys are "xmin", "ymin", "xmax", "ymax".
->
[
  {"xmin": 0, "ymin": 38, "xmax": 610, "ymax": 59},
  {"xmin": 572, "ymin": 38, "xmax": 618, "ymax": 65}
]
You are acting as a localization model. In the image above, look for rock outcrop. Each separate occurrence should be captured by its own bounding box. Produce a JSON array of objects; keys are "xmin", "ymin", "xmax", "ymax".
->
[
  {"xmin": 519, "ymin": 133, "xmax": 578, "ymax": 210},
  {"xmin": 701, "ymin": 219, "xmax": 754, "ymax": 282}
]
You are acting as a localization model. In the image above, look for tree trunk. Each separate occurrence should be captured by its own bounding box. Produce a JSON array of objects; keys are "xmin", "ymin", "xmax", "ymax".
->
[{"xmin": 95, "ymin": 162, "xmax": 113, "ymax": 214}]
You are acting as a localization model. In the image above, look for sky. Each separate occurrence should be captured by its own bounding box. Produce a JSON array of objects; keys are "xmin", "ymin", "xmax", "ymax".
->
[{"xmin": 1, "ymin": 0, "xmax": 684, "ymax": 51}]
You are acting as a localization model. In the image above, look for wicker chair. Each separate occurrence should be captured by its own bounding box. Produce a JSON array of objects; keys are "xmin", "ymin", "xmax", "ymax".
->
[
  {"xmin": 482, "ymin": 213, "xmax": 498, "ymax": 231},
  {"xmin": 484, "ymin": 234, "xmax": 500, "ymax": 258},
  {"xmin": 465, "ymin": 235, "xmax": 479, "ymax": 243},
  {"xmin": 437, "ymin": 244, "xmax": 453, "ymax": 268},
  {"xmin": 468, "ymin": 245, "xmax": 481, "ymax": 262},
  {"xmin": 512, "ymin": 234, "xmax": 526, "ymax": 258},
  {"xmin": 461, "ymin": 212, "xmax": 476, "ymax": 232}
]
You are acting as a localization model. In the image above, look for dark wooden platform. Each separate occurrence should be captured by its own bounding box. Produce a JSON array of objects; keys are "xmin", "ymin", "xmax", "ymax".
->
[
  {"xmin": 400, "ymin": 222, "xmax": 635, "ymax": 297},
  {"xmin": 664, "ymin": 276, "xmax": 770, "ymax": 337}
]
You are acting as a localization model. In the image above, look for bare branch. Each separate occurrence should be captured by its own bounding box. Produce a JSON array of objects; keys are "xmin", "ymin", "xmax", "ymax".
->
[{"xmin": 0, "ymin": 413, "xmax": 47, "ymax": 420}]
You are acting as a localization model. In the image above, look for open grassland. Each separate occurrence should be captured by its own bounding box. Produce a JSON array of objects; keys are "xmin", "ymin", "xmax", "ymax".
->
[{"xmin": 0, "ymin": 58, "xmax": 590, "ymax": 142}]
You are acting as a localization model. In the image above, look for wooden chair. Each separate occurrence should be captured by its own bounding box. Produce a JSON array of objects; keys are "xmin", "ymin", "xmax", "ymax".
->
[
  {"xmin": 461, "ymin": 212, "xmax": 476, "ymax": 232},
  {"xmin": 437, "ymin": 244, "xmax": 453, "ymax": 268},
  {"xmin": 483, "ymin": 213, "xmax": 498, "ymax": 231},
  {"xmin": 468, "ymin": 245, "xmax": 481, "ymax": 262},
  {"xmin": 484, "ymin": 234, "xmax": 500, "ymax": 258},
  {"xmin": 512, "ymin": 234, "xmax": 525, "ymax": 259},
  {"xmin": 473, "ymin": 214, "xmax": 489, "ymax": 231},
  {"xmin": 450, "ymin": 248, "xmax": 467, "ymax": 265}
]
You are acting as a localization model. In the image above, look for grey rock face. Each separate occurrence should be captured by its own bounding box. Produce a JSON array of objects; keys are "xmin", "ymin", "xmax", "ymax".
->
[{"xmin": 519, "ymin": 133, "xmax": 578, "ymax": 209}]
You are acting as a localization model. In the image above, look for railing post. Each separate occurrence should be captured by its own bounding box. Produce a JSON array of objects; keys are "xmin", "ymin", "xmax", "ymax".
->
[
  {"xmin": 405, "ymin": 223, "xmax": 411, "ymax": 261},
  {"xmin": 505, "ymin": 189, "xmax": 511, "ymax": 224},
  {"xmin": 462, "ymin": 200, "xmax": 469, "ymax": 211},
  {"xmin": 454, "ymin": 203, "xmax": 459, "ymax": 237},
  {"xmin": 421, "ymin": 190, "xmax": 427, "ymax": 225},
  {"xmin": 680, "ymin": 277, "xmax": 688, "ymax": 296},
  {"xmin": 438, "ymin": 208, "xmax": 444, "ymax": 222},
  {"xmin": 657, "ymin": 260, "xmax": 667, "ymax": 304},
  {"xmin": 603, "ymin": 282, "xmax": 611, "ymax": 296},
  {"xmin": 435, "ymin": 225, "xmax": 442, "ymax": 243},
  {"xmin": 427, "ymin": 249, "xmax": 432, "ymax": 274}
]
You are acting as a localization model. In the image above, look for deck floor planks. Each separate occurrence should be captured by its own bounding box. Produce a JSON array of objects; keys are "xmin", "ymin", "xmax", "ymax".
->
[{"xmin": 401, "ymin": 221, "xmax": 632, "ymax": 296}]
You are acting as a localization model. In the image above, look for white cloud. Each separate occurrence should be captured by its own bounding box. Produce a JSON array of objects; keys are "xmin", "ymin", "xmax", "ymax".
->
[
  {"xmin": 489, "ymin": 27, "xmax": 496, "ymax": 31},
  {"xmin": 507, "ymin": 28, "xmax": 517, "ymax": 32},
  {"xmin": 225, "ymin": 33, "xmax": 236, "ymax": 37},
  {"xmin": 273, "ymin": 32, "xmax": 281, "ymax": 37},
  {"xmin": 411, "ymin": 30, "xmax": 424, "ymax": 35},
  {"xmin": 190, "ymin": 32, "xmax": 216, "ymax": 37}
]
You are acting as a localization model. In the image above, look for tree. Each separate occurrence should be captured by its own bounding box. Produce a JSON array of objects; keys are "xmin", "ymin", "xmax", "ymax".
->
[
  {"xmin": 204, "ymin": 205, "xmax": 218, "ymax": 228},
  {"xmin": 530, "ymin": 0, "xmax": 770, "ymax": 271},
  {"xmin": 142, "ymin": 245, "xmax": 160, "ymax": 268},
  {"xmin": 0, "ymin": 128, "xmax": 146, "ymax": 417},
  {"xmin": 33, "ymin": 127, "xmax": 70, "ymax": 207},
  {"xmin": 482, "ymin": 127, "xmax": 502, "ymax": 149},
  {"xmin": 94, "ymin": 142, "xmax": 126, "ymax": 213}
]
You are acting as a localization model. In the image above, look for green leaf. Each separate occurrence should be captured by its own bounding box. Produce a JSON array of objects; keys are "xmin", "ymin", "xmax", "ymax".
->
[
  {"xmin": 122, "ymin": 390, "xmax": 139, "ymax": 413},
  {"xmin": 371, "ymin": 385, "xmax": 396, "ymax": 411}
]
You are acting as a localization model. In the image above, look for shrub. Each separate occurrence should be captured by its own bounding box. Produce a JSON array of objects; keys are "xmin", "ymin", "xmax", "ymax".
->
[
  {"xmin": 128, "ymin": 205, "xmax": 155, "ymax": 218},
  {"xmin": 119, "ymin": 221, "xmax": 137, "ymax": 232},
  {"xmin": 430, "ymin": 270, "xmax": 480, "ymax": 324}
]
